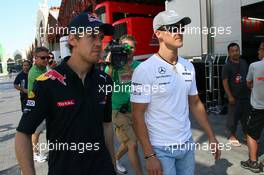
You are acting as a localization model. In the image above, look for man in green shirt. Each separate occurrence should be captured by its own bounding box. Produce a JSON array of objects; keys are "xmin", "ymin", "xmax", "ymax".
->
[
  {"xmin": 105, "ymin": 35, "xmax": 143, "ymax": 175},
  {"xmin": 28, "ymin": 47, "xmax": 49, "ymax": 162}
]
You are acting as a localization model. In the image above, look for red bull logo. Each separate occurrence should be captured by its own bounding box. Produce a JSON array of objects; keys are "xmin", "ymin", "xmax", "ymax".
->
[{"xmin": 37, "ymin": 70, "xmax": 67, "ymax": 86}]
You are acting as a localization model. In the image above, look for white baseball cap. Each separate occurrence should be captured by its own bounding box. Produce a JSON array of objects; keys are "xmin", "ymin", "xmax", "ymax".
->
[{"xmin": 153, "ymin": 10, "xmax": 191, "ymax": 31}]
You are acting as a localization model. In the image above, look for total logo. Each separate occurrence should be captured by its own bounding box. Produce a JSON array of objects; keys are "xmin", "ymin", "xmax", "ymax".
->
[{"xmin": 57, "ymin": 100, "xmax": 76, "ymax": 107}]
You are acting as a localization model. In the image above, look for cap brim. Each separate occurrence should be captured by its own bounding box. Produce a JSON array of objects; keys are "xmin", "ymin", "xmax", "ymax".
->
[
  {"xmin": 99, "ymin": 23, "xmax": 114, "ymax": 36},
  {"xmin": 153, "ymin": 16, "xmax": 191, "ymax": 31},
  {"xmin": 178, "ymin": 17, "xmax": 191, "ymax": 26}
]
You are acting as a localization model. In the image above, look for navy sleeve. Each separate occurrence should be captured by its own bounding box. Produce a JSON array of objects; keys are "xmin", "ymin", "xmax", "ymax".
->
[
  {"xmin": 14, "ymin": 73, "xmax": 21, "ymax": 85},
  {"xmin": 103, "ymin": 75, "xmax": 113, "ymax": 123},
  {"xmin": 16, "ymin": 81, "xmax": 48, "ymax": 134}
]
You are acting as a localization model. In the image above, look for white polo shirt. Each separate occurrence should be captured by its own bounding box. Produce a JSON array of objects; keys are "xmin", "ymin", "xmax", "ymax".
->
[{"xmin": 130, "ymin": 54, "xmax": 198, "ymax": 146}]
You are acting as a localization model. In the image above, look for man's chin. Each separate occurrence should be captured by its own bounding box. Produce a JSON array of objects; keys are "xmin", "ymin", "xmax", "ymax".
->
[
  {"xmin": 88, "ymin": 57, "xmax": 100, "ymax": 64},
  {"xmin": 175, "ymin": 43, "xmax": 183, "ymax": 48}
]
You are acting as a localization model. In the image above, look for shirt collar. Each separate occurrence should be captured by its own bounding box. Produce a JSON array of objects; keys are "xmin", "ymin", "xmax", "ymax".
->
[
  {"xmin": 61, "ymin": 56, "xmax": 97, "ymax": 79},
  {"xmin": 33, "ymin": 64, "xmax": 47, "ymax": 71}
]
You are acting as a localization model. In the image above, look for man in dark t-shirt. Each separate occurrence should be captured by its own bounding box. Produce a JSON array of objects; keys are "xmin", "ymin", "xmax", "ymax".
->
[
  {"xmin": 14, "ymin": 60, "xmax": 30, "ymax": 112},
  {"xmin": 222, "ymin": 43, "xmax": 250, "ymax": 147}
]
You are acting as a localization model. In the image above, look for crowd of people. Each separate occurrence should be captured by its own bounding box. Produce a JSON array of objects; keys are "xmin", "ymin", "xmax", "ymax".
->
[{"xmin": 12, "ymin": 9, "xmax": 263, "ymax": 175}]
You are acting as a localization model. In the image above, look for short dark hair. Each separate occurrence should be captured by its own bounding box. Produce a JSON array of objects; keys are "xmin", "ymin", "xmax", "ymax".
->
[
  {"xmin": 22, "ymin": 60, "xmax": 31, "ymax": 66},
  {"xmin": 119, "ymin": 35, "xmax": 137, "ymax": 46},
  {"xmin": 227, "ymin": 43, "xmax": 240, "ymax": 51},
  {"xmin": 49, "ymin": 52, "xmax": 54, "ymax": 58},
  {"xmin": 34, "ymin": 46, "xmax": 49, "ymax": 54}
]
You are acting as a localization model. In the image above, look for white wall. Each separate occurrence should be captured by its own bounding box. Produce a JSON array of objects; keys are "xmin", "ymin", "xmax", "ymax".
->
[
  {"xmin": 168, "ymin": 0, "xmax": 203, "ymax": 57},
  {"xmin": 59, "ymin": 36, "xmax": 71, "ymax": 59},
  {"xmin": 200, "ymin": 0, "xmax": 209, "ymax": 55},
  {"xmin": 213, "ymin": 0, "xmax": 242, "ymax": 54},
  {"xmin": 36, "ymin": 1, "xmax": 49, "ymax": 47},
  {"xmin": 164, "ymin": 0, "xmax": 261, "ymax": 56}
]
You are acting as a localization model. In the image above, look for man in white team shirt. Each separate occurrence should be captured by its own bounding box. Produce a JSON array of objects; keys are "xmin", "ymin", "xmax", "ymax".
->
[
  {"xmin": 240, "ymin": 41, "xmax": 264, "ymax": 173},
  {"xmin": 131, "ymin": 10, "xmax": 221, "ymax": 175}
]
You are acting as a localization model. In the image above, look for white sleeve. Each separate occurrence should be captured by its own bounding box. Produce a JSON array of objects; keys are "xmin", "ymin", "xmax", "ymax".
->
[
  {"xmin": 130, "ymin": 65, "xmax": 153, "ymax": 103},
  {"xmin": 189, "ymin": 64, "xmax": 198, "ymax": 96},
  {"xmin": 246, "ymin": 64, "xmax": 253, "ymax": 81}
]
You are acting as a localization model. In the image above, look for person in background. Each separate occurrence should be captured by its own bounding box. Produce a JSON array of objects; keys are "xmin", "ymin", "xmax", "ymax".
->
[
  {"xmin": 222, "ymin": 43, "xmax": 250, "ymax": 147},
  {"xmin": 47, "ymin": 52, "xmax": 57, "ymax": 70},
  {"xmin": 8, "ymin": 67, "xmax": 12, "ymax": 79},
  {"xmin": 105, "ymin": 35, "xmax": 143, "ymax": 175},
  {"xmin": 14, "ymin": 60, "xmax": 31, "ymax": 112},
  {"xmin": 241, "ymin": 41, "xmax": 264, "ymax": 173},
  {"xmin": 27, "ymin": 46, "xmax": 49, "ymax": 162}
]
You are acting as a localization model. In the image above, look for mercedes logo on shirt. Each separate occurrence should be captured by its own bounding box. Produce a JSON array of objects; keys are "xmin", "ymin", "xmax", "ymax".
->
[{"xmin": 158, "ymin": 67, "xmax": 166, "ymax": 74}]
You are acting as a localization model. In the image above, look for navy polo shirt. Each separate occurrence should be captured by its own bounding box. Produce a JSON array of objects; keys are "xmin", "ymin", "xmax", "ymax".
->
[{"xmin": 17, "ymin": 57, "xmax": 115, "ymax": 175}]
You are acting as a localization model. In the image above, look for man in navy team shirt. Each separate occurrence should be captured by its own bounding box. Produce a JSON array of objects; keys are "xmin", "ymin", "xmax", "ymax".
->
[{"xmin": 14, "ymin": 60, "xmax": 31, "ymax": 112}]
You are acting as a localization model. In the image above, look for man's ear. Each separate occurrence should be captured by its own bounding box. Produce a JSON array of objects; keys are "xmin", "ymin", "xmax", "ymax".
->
[
  {"xmin": 68, "ymin": 34, "xmax": 78, "ymax": 48},
  {"xmin": 154, "ymin": 30, "xmax": 163, "ymax": 42},
  {"xmin": 33, "ymin": 52, "xmax": 37, "ymax": 59}
]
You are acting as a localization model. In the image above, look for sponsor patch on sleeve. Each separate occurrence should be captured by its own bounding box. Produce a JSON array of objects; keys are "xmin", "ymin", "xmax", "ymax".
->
[{"xmin": 26, "ymin": 100, "xmax": 35, "ymax": 107}]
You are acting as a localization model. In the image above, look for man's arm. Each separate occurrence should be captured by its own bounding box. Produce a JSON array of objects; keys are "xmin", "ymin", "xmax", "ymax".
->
[
  {"xmin": 222, "ymin": 79, "xmax": 232, "ymax": 97},
  {"xmin": 247, "ymin": 80, "xmax": 253, "ymax": 90},
  {"xmin": 132, "ymin": 103, "xmax": 152, "ymax": 154},
  {"xmin": 188, "ymin": 95, "xmax": 221, "ymax": 160},
  {"xmin": 130, "ymin": 65, "xmax": 162, "ymax": 174},
  {"xmin": 15, "ymin": 81, "xmax": 48, "ymax": 174},
  {"xmin": 102, "ymin": 73, "xmax": 115, "ymax": 166},
  {"xmin": 246, "ymin": 64, "xmax": 253, "ymax": 90},
  {"xmin": 14, "ymin": 75, "xmax": 28, "ymax": 94},
  {"xmin": 15, "ymin": 132, "xmax": 35, "ymax": 175},
  {"xmin": 222, "ymin": 79, "xmax": 235, "ymax": 105},
  {"xmin": 221, "ymin": 65, "xmax": 235, "ymax": 104},
  {"xmin": 14, "ymin": 84, "xmax": 28, "ymax": 94},
  {"xmin": 27, "ymin": 73, "xmax": 35, "ymax": 94},
  {"xmin": 103, "ymin": 122, "xmax": 115, "ymax": 165},
  {"xmin": 132, "ymin": 102, "xmax": 163, "ymax": 175}
]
